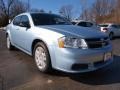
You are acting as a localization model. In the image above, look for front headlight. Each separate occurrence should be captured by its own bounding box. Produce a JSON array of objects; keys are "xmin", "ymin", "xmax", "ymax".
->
[{"xmin": 58, "ymin": 36, "xmax": 88, "ymax": 49}]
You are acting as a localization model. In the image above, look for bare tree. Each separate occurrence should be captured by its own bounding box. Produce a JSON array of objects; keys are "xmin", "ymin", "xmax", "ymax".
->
[
  {"xmin": 0, "ymin": 0, "xmax": 14, "ymax": 25},
  {"xmin": 0, "ymin": 0, "xmax": 14, "ymax": 16},
  {"xmin": 80, "ymin": 0, "xmax": 116, "ymax": 23},
  {"xmin": 79, "ymin": 8, "xmax": 93, "ymax": 21},
  {"xmin": 30, "ymin": 8, "xmax": 45, "ymax": 13},
  {"xmin": 79, "ymin": 0, "xmax": 93, "ymax": 21},
  {"xmin": 10, "ymin": 0, "xmax": 28, "ymax": 18},
  {"xmin": 93, "ymin": 0, "xmax": 114, "ymax": 16},
  {"xmin": 80, "ymin": 0, "xmax": 87, "ymax": 13},
  {"xmin": 113, "ymin": 0, "xmax": 120, "ymax": 23},
  {"xmin": 59, "ymin": 5, "xmax": 73, "ymax": 20},
  {"xmin": 0, "ymin": 0, "xmax": 28, "ymax": 26},
  {"xmin": 92, "ymin": 0, "xmax": 116, "ymax": 22}
]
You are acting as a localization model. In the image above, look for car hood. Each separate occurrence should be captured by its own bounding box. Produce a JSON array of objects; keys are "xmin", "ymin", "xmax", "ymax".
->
[{"xmin": 38, "ymin": 25, "xmax": 107, "ymax": 39}]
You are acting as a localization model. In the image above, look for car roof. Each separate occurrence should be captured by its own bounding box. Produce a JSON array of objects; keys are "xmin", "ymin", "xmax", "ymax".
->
[
  {"xmin": 16, "ymin": 12, "xmax": 59, "ymax": 17},
  {"xmin": 99, "ymin": 23, "xmax": 119, "ymax": 25}
]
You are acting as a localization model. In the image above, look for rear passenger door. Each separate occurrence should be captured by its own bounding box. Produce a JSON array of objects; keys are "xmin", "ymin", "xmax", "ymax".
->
[
  {"xmin": 116, "ymin": 25, "xmax": 120, "ymax": 36},
  {"xmin": 112, "ymin": 25, "xmax": 120, "ymax": 36}
]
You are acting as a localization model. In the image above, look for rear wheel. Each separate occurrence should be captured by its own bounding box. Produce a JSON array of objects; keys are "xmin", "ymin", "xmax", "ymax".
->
[
  {"xmin": 33, "ymin": 42, "xmax": 51, "ymax": 73},
  {"xmin": 6, "ymin": 36, "xmax": 14, "ymax": 50}
]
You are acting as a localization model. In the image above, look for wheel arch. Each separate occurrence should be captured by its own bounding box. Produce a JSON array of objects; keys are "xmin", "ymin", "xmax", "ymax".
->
[
  {"xmin": 31, "ymin": 39, "xmax": 53, "ymax": 69},
  {"xmin": 6, "ymin": 30, "xmax": 11, "ymax": 38},
  {"xmin": 6, "ymin": 32, "xmax": 8, "ymax": 37},
  {"xmin": 6, "ymin": 31, "xmax": 12, "ymax": 41},
  {"xmin": 31, "ymin": 39, "xmax": 50, "ymax": 56},
  {"xmin": 6, "ymin": 32, "xmax": 9, "ymax": 38}
]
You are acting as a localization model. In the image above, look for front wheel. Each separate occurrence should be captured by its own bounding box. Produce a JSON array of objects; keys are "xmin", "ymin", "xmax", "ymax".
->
[
  {"xmin": 33, "ymin": 42, "xmax": 51, "ymax": 73},
  {"xmin": 6, "ymin": 36, "xmax": 14, "ymax": 50}
]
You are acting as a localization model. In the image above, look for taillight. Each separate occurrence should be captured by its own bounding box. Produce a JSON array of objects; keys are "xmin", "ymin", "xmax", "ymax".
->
[
  {"xmin": 103, "ymin": 28, "xmax": 108, "ymax": 31},
  {"xmin": 101, "ymin": 28, "xmax": 108, "ymax": 32}
]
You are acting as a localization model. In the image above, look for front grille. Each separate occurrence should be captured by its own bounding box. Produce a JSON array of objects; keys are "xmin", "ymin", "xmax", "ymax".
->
[
  {"xmin": 72, "ymin": 64, "xmax": 88, "ymax": 71},
  {"xmin": 85, "ymin": 37, "xmax": 109, "ymax": 49}
]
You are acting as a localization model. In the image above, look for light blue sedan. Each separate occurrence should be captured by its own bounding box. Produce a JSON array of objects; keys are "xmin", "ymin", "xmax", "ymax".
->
[{"xmin": 6, "ymin": 12, "xmax": 113, "ymax": 73}]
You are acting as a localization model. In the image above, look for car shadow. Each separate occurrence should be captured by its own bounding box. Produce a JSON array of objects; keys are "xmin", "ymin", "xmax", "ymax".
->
[
  {"xmin": 69, "ymin": 55, "xmax": 120, "ymax": 85},
  {"xmin": 49, "ymin": 55, "xmax": 120, "ymax": 85},
  {"xmin": 112, "ymin": 36, "xmax": 120, "ymax": 40}
]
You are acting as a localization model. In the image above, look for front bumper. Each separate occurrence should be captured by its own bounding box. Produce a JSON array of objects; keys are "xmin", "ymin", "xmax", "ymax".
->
[{"xmin": 50, "ymin": 44, "xmax": 113, "ymax": 73}]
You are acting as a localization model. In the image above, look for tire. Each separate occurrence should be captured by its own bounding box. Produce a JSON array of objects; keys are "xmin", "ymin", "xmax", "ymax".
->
[
  {"xmin": 109, "ymin": 32, "xmax": 113, "ymax": 40},
  {"xmin": 33, "ymin": 42, "xmax": 51, "ymax": 73},
  {"xmin": 6, "ymin": 35, "xmax": 14, "ymax": 50}
]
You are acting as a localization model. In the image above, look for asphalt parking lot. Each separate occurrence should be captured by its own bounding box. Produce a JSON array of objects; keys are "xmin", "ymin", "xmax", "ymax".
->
[{"xmin": 0, "ymin": 30, "xmax": 120, "ymax": 90}]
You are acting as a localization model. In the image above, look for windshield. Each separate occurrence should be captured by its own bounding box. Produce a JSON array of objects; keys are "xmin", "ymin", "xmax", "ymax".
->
[{"xmin": 31, "ymin": 13, "xmax": 72, "ymax": 26}]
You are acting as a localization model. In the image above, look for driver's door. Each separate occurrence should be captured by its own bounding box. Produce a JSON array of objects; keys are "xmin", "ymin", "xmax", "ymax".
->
[{"xmin": 14, "ymin": 15, "xmax": 31, "ymax": 52}]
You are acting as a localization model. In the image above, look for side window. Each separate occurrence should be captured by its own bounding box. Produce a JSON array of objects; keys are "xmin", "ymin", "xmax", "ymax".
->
[
  {"xmin": 112, "ymin": 25, "xmax": 118, "ymax": 28},
  {"xmin": 13, "ymin": 16, "xmax": 21, "ymax": 26},
  {"xmin": 20, "ymin": 15, "xmax": 30, "ymax": 27},
  {"xmin": 72, "ymin": 22, "xmax": 76, "ymax": 25},
  {"xmin": 78, "ymin": 22, "xmax": 93, "ymax": 27},
  {"xmin": 86, "ymin": 22, "xmax": 93, "ymax": 27},
  {"xmin": 78, "ymin": 22, "xmax": 87, "ymax": 27}
]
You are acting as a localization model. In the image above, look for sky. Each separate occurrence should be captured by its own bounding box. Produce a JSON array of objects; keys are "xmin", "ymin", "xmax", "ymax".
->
[{"xmin": 24, "ymin": 0, "xmax": 95, "ymax": 19}]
